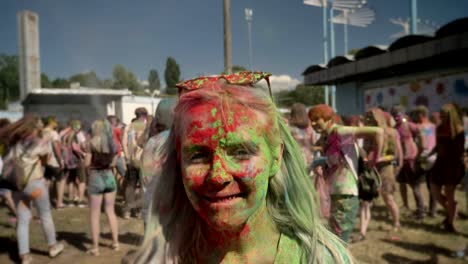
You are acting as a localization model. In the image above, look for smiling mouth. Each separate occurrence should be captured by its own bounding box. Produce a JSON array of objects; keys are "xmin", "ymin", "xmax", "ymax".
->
[{"xmin": 203, "ymin": 193, "xmax": 246, "ymax": 204}]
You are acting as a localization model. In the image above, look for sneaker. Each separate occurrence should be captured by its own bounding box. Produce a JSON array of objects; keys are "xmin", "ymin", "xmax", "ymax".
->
[
  {"xmin": 123, "ymin": 212, "xmax": 131, "ymax": 220},
  {"xmin": 77, "ymin": 201, "xmax": 87, "ymax": 208},
  {"xmin": 21, "ymin": 254, "xmax": 32, "ymax": 264},
  {"xmin": 49, "ymin": 242, "xmax": 64, "ymax": 258},
  {"xmin": 65, "ymin": 202, "xmax": 75, "ymax": 207}
]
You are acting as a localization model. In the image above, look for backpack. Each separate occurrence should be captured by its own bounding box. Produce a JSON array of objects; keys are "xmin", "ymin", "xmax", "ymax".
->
[
  {"xmin": 356, "ymin": 153, "xmax": 381, "ymax": 201},
  {"xmin": 61, "ymin": 131, "xmax": 80, "ymax": 169},
  {"xmin": 332, "ymin": 127, "xmax": 381, "ymax": 200},
  {"xmin": 127, "ymin": 120, "xmax": 146, "ymax": 168},
  {"xmin": 1, "ymin": 143, "xmax": 41, "ymax": 191}
]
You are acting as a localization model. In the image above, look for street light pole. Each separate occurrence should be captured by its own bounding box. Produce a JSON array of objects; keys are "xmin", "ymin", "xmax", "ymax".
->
[
  {"xmin": 245, "ymin": 8, "xmax": 253, "ymax": 70},
  {"xmin": 410, "ymin": 0, "xmax": 418, "ymax": 34},
  {"xmin": 322, "ymin": 3, "xmax": 329, "ymax": 106},
  {"xmin": 224, "ymin": 0, "xmax": 232, "ymax": 74}
]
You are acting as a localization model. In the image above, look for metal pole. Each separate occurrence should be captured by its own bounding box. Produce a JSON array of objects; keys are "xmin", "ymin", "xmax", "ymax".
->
[
  {"xmin": 344, "ymin": 10, "xmax": 348, "ymax": 55},
  {"xmin": 322, "ymin": 3, "xmax": 329, "ymax": 106},
  {"xmin": 410, "ymin": 0, "xmax": 417, "ymax": 34},
  {"xmin": 329, "ymin": 4, "xmax": 336, "ymax": 111},
  {"xmin": 223, "ymin": 0, "xmax": 232, "ymax": 74},
  {"xmin": 247, "ymin": 20, "xmax": 253, "ymax": 70}
]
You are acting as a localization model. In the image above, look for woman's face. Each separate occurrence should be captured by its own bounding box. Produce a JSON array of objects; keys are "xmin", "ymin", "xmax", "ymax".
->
[
  {"xmin": 310, "ymin": 118, "xmax": 330, "ymax": 134},
  {"xmin": 179, "ymin": 102, "xmax": 279, "ymax": 231}
]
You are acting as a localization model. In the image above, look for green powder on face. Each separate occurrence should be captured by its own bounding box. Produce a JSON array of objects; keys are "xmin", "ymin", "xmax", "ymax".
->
[
  {"xmin": 211, "ymin": 108, "xmax": 218, "ymax": 117},
  {"xmin": 212, "ymin": 119, "xmax": 222, "ymax": 128}
]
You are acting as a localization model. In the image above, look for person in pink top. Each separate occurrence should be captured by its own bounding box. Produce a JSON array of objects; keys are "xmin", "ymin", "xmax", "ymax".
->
[
  {"xmin": 289, "ymin": 103, "xmax": 316, "ymax": 169},
  {"xmin": 414, "ymin": 106, "xmax": 437, "ymax": 217},
  {"xmin": 391, "ymin": 106, "xmax": 425, "ymax": 220}
]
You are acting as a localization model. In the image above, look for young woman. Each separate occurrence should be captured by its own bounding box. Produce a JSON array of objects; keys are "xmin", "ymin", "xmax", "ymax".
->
[
  {"xmin": 289, "ymin": 103, "xmax": 316, "ymax": 168},
  {"xmin": 429, "ymin": 103, "xmax": 465, "ymax": 232},
  {"xmin": 1, "ymin": 115, "xmax": 64, "ymax": 264},
  {"xmin": 360, "ymin": 108, "xmax": 403, "ymax": 241},
  {"xmin": 128, "ymin": 72, "xmax": 353, "ymax": 263},
  {"xmin": 308, "ymin": 104, "xmax": 383, "ymax": 244},
  {"xmin": 392, "ymin": 108, "xmax": 425, "ymax": 219},
  {"xmin": 86, "ymin": 119, "xmax": 119, "ymax": 255}
]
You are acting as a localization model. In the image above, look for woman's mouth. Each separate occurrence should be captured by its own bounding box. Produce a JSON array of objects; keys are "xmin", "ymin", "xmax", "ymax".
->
[{"xmin": 202, "ymin": 193, "xmax": 246, "ymax": 205}]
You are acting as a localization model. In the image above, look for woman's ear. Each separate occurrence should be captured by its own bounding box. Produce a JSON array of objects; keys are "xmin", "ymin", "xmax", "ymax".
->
[{"xmin": 270, "ymin": 143, "xmax": 284, "ymax": 177}]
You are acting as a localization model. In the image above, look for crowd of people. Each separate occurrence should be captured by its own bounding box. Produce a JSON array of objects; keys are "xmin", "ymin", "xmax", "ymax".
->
[{"xmin": 0, "ymin": 71, "xmax": 467, "ymax": 263}]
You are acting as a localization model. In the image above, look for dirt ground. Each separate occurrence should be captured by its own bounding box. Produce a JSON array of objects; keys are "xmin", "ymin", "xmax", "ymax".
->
[{"xmin": 0, "ymin": 187, "xmax": 467, "ymax": 264}]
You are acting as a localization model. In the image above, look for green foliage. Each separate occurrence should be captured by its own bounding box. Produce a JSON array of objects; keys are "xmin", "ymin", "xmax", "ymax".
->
[
  {"xmin": 112, "ymin": 64, "xmax": 141, "ymax": 92},
  {"xmin": 51, "ymin": 78, "xmax": 70, "ymax": 88},
  {"xmin": 148, "ymin": 69, "xmax": 161, "ymax": 92},
  {"xmin": 70, "ymin": 71, "xmax": 101, "ymax": 87},
  {"xmin": 220, "ymin": 65, "xmax": 248, "ymax": 75},
  {"xmin": 41, "ymin": 73, "xmax": 51, "ymax": 88},
  {"xmin": 0, "ymin": 54, "xmax": 20, "ymax": 107},
  {"xmin": 232, "ymin": 65, "xmax": 248, "ymax": 73},
  {"xmin": 347, "ymin": 48, "xmax": 360, "ymax": 56},
  {"xmin": 164, "ymin": 57, "xmax": 181, "ymax": 89},
  {"xmin": 274, "ymin": 84, "xmax": 325, "ymax": 107}
]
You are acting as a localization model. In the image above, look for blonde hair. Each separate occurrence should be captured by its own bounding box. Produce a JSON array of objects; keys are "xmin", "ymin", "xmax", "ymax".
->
[{"xmin": 131, "ymin": 83, "xmax": 353, "ymax": 263}]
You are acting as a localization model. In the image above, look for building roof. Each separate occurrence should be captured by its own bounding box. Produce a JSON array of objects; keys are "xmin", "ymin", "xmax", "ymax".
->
[
  {"xmin": 303, "ymin": 16, "xmax": 468, "ymax": 85},
  {"xmin": 23, "ymin": 88, "xmax": 132, "ymax": 105},
  {"xmin": 31, "ymin": 87, "xmax": 132, "ymax": 96}
]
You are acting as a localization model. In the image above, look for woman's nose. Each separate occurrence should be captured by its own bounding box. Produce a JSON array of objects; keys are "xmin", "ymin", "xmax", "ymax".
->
[{"xmin": 206, "ymin": 154, "xmax": 232, "ymax": 187}]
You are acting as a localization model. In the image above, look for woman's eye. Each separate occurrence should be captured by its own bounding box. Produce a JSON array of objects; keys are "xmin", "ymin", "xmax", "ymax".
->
[
  {"xmin": 229, "ymin": 148, "xmax": 253, "ymax": 160},
  {"xmin": 188, "ymin": 152, "xmax": 210, "ymax": 163}
]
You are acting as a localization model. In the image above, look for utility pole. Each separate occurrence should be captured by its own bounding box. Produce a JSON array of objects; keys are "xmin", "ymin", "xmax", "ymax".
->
[
  {"xmin": 245, "ymin": 8, "xmax": 253, "ymax": 70},
  {"xmin": 224, "ymin": 0, "xmax": 232, "ymax": 74}
]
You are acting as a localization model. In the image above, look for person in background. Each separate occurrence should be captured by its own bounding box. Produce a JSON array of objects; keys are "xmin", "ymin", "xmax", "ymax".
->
[
  {"xmin": 122, "ymin": 107, "xmax": 148, "ymax": 219},
  {"xmin": 311, "ymin": 157, "xmax": 330, "ymax": 221},
  {"xmin": 431, "ymin": 112, "xmax": 442, "ymax": 127},
  {"xmin": 1, "ymin": 115, "xmax": 64, "ymax": 264},
  {"xmin": 358, "ymin": 108, "xmax": 403, "ymax": 242},
  {"xmin": 428, "ymin": 103, "xmax": 465, "ymax": 232},
  {"xmin": 308, "ymin": 104, "xmax": 383, "ymax": 244},
  {"xmin": 140, "ymin": 98, "xmax": 177, "ymax": 230},
  {"xmin": 86, "ymin": 119, "xmax": 119, "ymax": 256},
  {"xmin": 289, "ymin": 103, "xmax": 316, "ymax": 169},
  {"xmin": 62, "ymin": 120, "xmax": 87, "ymax": 207},
  {"xmin": 462, "ymin": 108, "xmax": 468, "ymax": 218},
  {"xmin": 392, "ymin": 106, "xmax": 425, "ymax": 220},
  {"xmin": 414, "ymin": 105, "xmax": 437, "ymax": 217},
  {"xmin": 0, "ymin": 118, "xmax": 17, "ymax": 222},
  {"xmin": 107, "ymin": 115, "xmax": 126, "ymax": 193},
  {"xmin": 41, "ymin": 116, "xmax": 66, "ymax": 209}
]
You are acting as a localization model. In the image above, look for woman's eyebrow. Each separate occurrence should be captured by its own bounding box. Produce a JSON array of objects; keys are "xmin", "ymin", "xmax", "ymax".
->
[
  {"xmin": 225, "ymin": 141, "xmax": 259, "ymax": 151},
  {"xmin": 182, "ymin": 145, "xmax": 208, "ymax": 155}
]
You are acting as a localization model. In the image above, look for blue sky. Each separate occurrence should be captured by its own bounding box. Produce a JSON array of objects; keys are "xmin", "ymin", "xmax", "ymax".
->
[{"xmin": 1, "ymin": 0, "xmax": 467, "ymax": 89}]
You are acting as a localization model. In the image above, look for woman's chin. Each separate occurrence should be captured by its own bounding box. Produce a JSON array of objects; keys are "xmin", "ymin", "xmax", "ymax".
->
[{"xmin": 204, "ymin": 217, "xmax": 246, "ymax": 232}]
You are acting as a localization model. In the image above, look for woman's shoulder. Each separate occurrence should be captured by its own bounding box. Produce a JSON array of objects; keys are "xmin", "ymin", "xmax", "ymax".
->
[{"xmin": 275, "ymin": 233, "xmax": 302, "ymax": 263}]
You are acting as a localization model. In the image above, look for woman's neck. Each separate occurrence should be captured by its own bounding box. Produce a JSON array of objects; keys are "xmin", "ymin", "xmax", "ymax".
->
[{"xmin": 201, "ymin": 203, "xmax": 280, "ymax": 263}]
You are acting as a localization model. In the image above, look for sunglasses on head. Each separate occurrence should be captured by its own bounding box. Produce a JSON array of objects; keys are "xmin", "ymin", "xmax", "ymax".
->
[{"xmin": 175, "ymin": 71, "xmax": 273, "ymax": 98}]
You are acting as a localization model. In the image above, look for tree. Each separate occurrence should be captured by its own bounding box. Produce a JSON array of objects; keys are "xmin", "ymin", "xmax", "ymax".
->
[
  {"xmin": 112, "ymin": 64, "xmax": 128, "ymax": 89},
  {"xmin": 232, "ymin": 65, "xmax": 248, "ymax": 73},
  {"xmin": 0, "ymin": 54, "xmax": 19, "ymax": 109},
  {"xmin": 148, "ymin": 69, "xmax": 161, "ymax": 93},
  {"xmin": 347, "ymin": 48, "xmax": 360, "ymax": 56},
  {"xmin": 274, "ymin": 84, "xmax": 325, "ymax": 108},
  {"xmin": 51, "ymin": 78, "xmax": 70, "ymax": 88},
  {"xmin": 41, "ymin": 73, "xmax": 52, "ymax": 88},
  {"xmin": 69, "ymin": 71, "xmax": 102, "ymax": 87},
  {"xmin": 164, "ymin": 57, "xmax": 181, "ymax": 94},
  {"xmin": 112, "ymin": 64, "xmax": 141, "ymax": 92}
]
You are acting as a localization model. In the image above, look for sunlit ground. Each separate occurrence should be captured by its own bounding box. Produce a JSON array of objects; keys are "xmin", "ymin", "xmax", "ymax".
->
[{"xmin": 0, "ymin": 186, "xmax": 467, "ymax": 263}]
